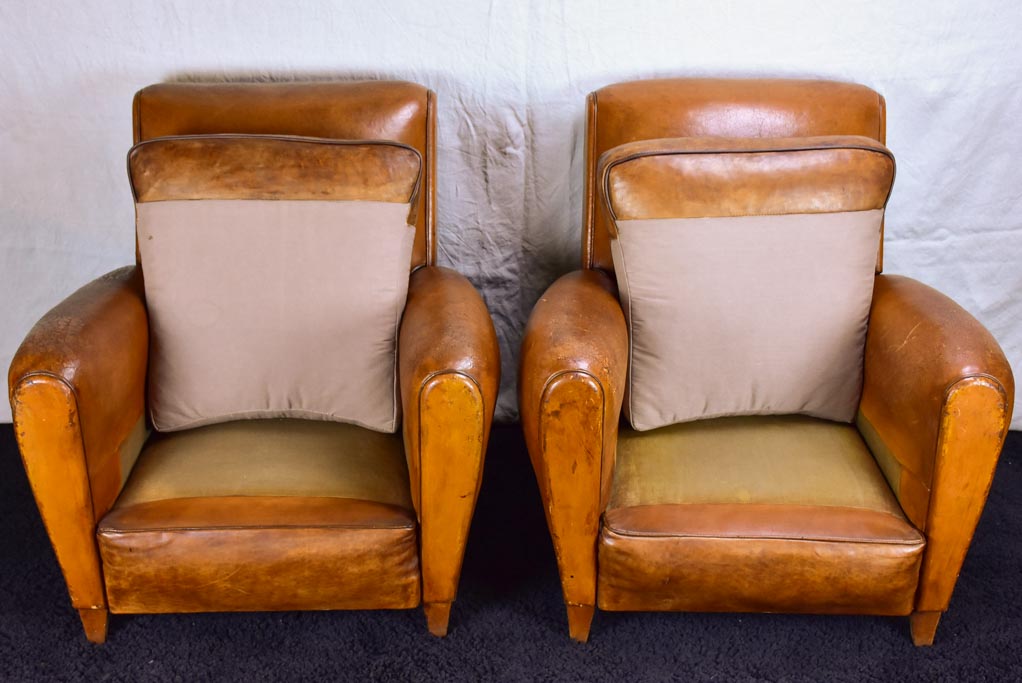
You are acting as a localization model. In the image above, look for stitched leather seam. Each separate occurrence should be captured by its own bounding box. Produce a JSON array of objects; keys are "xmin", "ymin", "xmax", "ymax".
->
[
  {"xmin": 603, "ymin": 505, "xmax": 923, "ymax": 543},
  {"xmin": 424, "ymin": 89, "xmax": 436, "ymax": 266},
  {"xmin": 584, "ymin": 92, "xmax": 598, "ymax": 269},
  {"xmin": 149, "ymin": 406, "xmax": 399, "ymax": 435},
  {"xmin": 610, "ymin": 236, "xmax": 638, "ymax": 426},
  {"xmin": 605, "ymin": 531, "xmax": 924, "ymax": 546},
  {"xmin": 99, "ymin": 522, "xmax": 415, "ymax": 533}
]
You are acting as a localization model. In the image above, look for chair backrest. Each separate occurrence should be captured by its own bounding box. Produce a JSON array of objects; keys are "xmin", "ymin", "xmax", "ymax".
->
[
  {"xmin": 133, "ymin": 80, "xmax": 436, "ymax": 268},
  {"xmin": 599, "ymin": 135, "xmax": 895, "ymax": 429},
  {"xmin": 582, "ymin": 78, "xmax": 887, "ymax": 272}
]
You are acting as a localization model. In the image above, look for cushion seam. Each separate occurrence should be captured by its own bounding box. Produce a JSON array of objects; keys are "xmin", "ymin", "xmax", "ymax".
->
[
  {"xmin": 99, "ymin": 522, "xmax": 416, "ymax": 534},
  {"xmin": 602, "ymin": 526, "xmax": 923, "ymax": 545}
]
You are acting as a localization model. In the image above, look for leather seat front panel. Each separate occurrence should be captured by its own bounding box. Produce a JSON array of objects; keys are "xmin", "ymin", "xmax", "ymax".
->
[{"xmin": 598, "ymin": 524, "xmax": 922, "ymax": 614}]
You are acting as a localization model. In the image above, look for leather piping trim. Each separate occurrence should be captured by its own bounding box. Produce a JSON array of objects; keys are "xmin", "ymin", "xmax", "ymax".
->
[
  {"xmin": 99, "ymin": 520, "xmax": 415, "ymax": 533},
  {"xmin": 602, "ymin": 505, "xmax": 924, "ymax": 545},
  {"xmin": 12, "ymin": 370, "xmax": 78, "ymax": 403},
  {"xmin": 425, "ymin": 89, "xmax": 436, "ymax": 266},
  {"xmin": 600, "ymin": 141, "xmax": 897, "ymax": 225},
  {"xmin": 126, "ymin": 134, "xmax": 423, "ymax": 210},
  {"xmin": 146, "ymin": 405, "xmax": 401, "ymax": 435},
  {"xmin": 611, "ymin": 231, "xmax": 639, "ymax": 425},
  {"xmin": 414, "ymin": 368, "xmax": 487, "ymax": 523},
  {"xmin": 583, "ymin": 91, "xmax": 599, "ymax": 269}
]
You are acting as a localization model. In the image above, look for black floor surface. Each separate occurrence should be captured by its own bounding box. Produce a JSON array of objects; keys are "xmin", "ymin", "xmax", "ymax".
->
[{"xmin": 1, "ymin": 423, "xmax": 1020, "ymax": 681}]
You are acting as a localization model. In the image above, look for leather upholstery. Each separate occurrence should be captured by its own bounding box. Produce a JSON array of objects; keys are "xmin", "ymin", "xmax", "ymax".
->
[
  {"xmin": 133, "ymin": 174, "xmax": 417, "ymax": 432},
  {"xmin": 518, "ymin": 269, "xmax": 628, "ymax": 640},
  {"xmin": 859, "ymin": 274, "xmax": 1014, "ymax": 622},
  {"xmin": 9, "ymin": 81, "xmax": 498, "ymax": 643},
  {"xmin": 7, "ymin": 267, "xmax": 148, "ymax": 642},
  {"xmin": 598, "ymin": 521, "xmax": 922, "ymax": 615},
  {"xmin": 99, "ymin": 496, "xmax": 420, "ymax": 613},
  {"xmin": 129, "ymin": 135, "xmax": 422, "ymax": 218},
  {"xmin": 521, "ymin": 77, "xmax": 1013, "ymax": 646},
  {"xmin": 600, "ymin": 416, "xmax": 924, "ymax": 614},
  {"xmin": 583, "ymin": 78, "xmax": 886, "ymax": 272},
  {"xmin": 98, "ymin": 418, "xmax": 419, "ymax": 613},
  {"xmin": 398, "ymin": 265, "xmax": 500, "ymax": 633},
  {"xmin": 600, "ymin": 135, "xmax": 894, "ymax": 223},
  {"xmin": 604, "ymin": 136, "xmax": 893, "ymax": 429},
  {"xmin": 133, "ymin": 81, "xmax": 437, "ymax": 267}
]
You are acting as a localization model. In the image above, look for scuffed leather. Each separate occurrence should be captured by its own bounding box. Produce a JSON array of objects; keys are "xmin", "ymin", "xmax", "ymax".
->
[
  {"xmin": 9, "ymin": 266, "xmax": 148, "ymax": 520},
  {"xmin": 600, "ymin": 135, "xmax": 894, "ymax": 224},
  {"xmin": 859, "ymin": 274, "xmax": 1014, "ymax": 614},
  {"xmin": 130, "ymin": 136, "xmax": 422, "ymax": 222},
  {"xmin": 7, "ymin": 266, "xmax": 148, "ymax": 623},
  {"xmin": 519, "ymin": 269, "xmax": 628, "ymax": 615},
  {"xmin": 398, "ymin": 265, "xmax": 500, "ymax": 615}
]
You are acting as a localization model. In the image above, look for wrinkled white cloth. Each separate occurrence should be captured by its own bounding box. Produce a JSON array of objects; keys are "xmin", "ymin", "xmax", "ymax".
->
[{"xmin": 2, "ymin": 1, "xmax": 1019, "ymax": 427}]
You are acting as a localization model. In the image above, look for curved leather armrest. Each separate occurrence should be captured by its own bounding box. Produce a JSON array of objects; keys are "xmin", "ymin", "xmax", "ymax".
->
[
  {"xmin": 7, "ymin": 266, "xmax": 149, "ymax": 620},
  {"xmin": 858, "ymin": 274, "xmax": 1013, "ymax": 615},
  {"xmin": 397, "ymin": 265, "xmax": 499, "ymax": 633},
  {"xmin": 518, "ymin": 269, "xmax": 628, "ymax": 636}
]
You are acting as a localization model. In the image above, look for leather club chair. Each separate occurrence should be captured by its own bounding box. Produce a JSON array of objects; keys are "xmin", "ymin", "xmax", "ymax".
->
[
  {"xmin": 8, "ymin": 81, "xmax": 499, "ymax": 643},
  {"xmin": 519, "ymin": 78, "xmax": 1014, "ymax": 645}
]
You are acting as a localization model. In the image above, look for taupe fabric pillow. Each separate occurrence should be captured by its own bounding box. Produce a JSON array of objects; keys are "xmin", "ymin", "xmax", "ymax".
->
[
  {"xmin": 601, "ymin": 136, "xmax": 895, "ymax": 431},
  {"xmin": 130, "ymin": 135, "xmax": 422, "ymax": 433}
]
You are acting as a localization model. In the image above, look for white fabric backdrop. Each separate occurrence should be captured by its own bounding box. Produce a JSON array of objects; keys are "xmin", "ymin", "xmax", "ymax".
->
[{"xmin": 2, "ymin": 0, "xmax": 1020, "ymax": 427}]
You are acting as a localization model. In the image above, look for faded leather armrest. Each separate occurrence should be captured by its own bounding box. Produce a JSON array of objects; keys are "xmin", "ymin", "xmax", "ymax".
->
[
  {"xmin": 398, "ymin": 265, "xmax": 499, "ymax": 633},
  {"xmin": 858, "ymin": 274, "xmax": 1014, "ymax": 615},
  {"xmin": 7, "ymin": 266, "xmax": 149, "ymax": 621},
  {"xmin": 518, "ymin": 269, "xmax": 628, "ymax": 637}
]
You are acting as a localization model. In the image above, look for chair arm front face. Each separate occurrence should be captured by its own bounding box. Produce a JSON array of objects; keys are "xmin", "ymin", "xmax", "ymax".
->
[
  {"xmin": 7, "ymin": 265, "xmax": 149, "ymax": 638},
  {"xmin": 518, "ymin": 269, "xmax": 628, "ymax": 639},
  {"xmin": 397, "ymin": 265, "xmax": 499, "ymax": 634},
  {"xmin": 859, "ymin": 274, "xmax": 1014, "ymax": 617}
]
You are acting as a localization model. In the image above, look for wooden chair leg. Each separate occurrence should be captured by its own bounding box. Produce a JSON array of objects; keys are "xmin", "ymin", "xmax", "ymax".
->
[
  {"xmin": 567, "ymin": 603, "xmax": 595, "ymax": 643},
  {"xmin": 424, "ymin": 601, "xmax": 452, "ymax": 637},
  {"xmin": 910, "ymin": 610, "xmax": 942, "ymax": 646},
  {"xmin": 78, "ymin": 607, "xmax": 109, "ymax": 644}
]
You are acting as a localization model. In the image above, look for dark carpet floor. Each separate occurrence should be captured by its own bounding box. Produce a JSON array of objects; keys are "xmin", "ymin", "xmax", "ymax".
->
[{"xmin": 1, "ymin": 423, "xmax": 1020, "ymax": 682}]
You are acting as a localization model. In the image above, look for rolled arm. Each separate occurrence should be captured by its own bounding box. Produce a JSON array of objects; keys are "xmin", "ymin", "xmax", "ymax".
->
[
  {"xmin": 518, "ymin": 269, "xmax": 628, "ymax": 637},
  {"xmin": 397, "ymin": 265, "xmax": 499, "ymax": 633},
  {"xmin": 858, "ymin": 274, "xmax": 1014, "ymax": 614},
  {"xmin": 8, "ymin": 265, "xmax": 148, "ymax": 621}
]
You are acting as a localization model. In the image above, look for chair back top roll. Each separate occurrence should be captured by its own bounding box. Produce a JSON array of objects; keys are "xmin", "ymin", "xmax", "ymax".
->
[
  {"xmin": 133, "ymin": 81, "xmax": 436, "ymax": 266},
  {"xmin": 583, "ymin": 78, "xmax": 887, "ymax": 272}
]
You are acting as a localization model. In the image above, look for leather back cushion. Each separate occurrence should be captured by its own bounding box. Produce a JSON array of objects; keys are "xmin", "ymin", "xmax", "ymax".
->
[
  {"xmin": 601, "ymin": 136, "xmax": 895, "ymax": 431},
  {"xmin": 585, "ymin": 78, "xmax": 885, "ymax": 271},
  {"xmin": 130, "ymin": 135, "xmax": 421, "ymax": 433}
]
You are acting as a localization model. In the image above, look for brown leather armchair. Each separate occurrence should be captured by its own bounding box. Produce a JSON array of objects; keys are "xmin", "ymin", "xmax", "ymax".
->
[
  {"xmin": 8, "ymin": 81, "xmax": 499, "ymax": 643},
  {"xmin": 519, "ymin": 78, "xmax": 1014, "ymax": 646}
]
